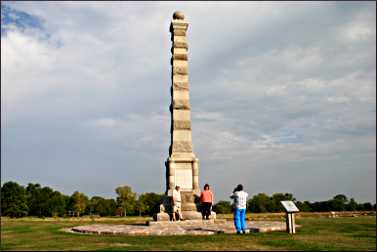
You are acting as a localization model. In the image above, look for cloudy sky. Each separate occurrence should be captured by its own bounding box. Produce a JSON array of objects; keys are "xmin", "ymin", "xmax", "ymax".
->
[{"xmin": 1, "ymin": 1, "xmax": 376, "ymax": 203}]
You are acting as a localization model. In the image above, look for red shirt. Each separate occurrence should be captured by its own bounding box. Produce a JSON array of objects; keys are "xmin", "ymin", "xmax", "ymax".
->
[{"xmin": 200, "ymin": 190, "xmax": 213, "ymax": 203}]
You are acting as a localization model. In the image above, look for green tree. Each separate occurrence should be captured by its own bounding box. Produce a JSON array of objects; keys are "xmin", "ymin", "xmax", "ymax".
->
[
  {"xmin": 70, "ymin": 191, "xmax": 88, "ymax": 216},
  {"xmin": 346, "ymin": 198, "xmax": 358, "ymax": 211},
  {"xmin": 88, "ymin": 196, "xmax": 103, "ymax": 215},
  {"xmin": 137, "ymin": 192, "xmax": 163, "ymax": 216},
  {"xmin": 39, "ymin": 186, "xmax": 54, "ymax": 216},
  {"xmin": 295, "ymin": 201, "xmax": 312, "ymax": 212},
  {"xmin": 94, "ymin": 198, "xmax": 117, "ymax": 216},
  {"xmin": 330, "ymin": 194, "xmax": 348, "ymax": 211},
  {"xmin": 48, "ymin": 191, "xmax": 67, "ymax": 217},
  {"xmin": 271, "ymin": 193, "xmax": 296, "ymax": 212},
  {"xmin": 333, "ymin": 194, "xmax": 348, "ymax": 203},
  {"xmin": 247, "ymin": 193, "xmax": 271, "ymax": 213},
  {"xmin": 115, "ymin": 185, "xmax": 137, "ymax": 216},
  {"xmin": 1, "ymin": 181, "xmax": 28, "ymax": 217},
  {"xmin": 135, "ymin": 199, "xmax": 146, "ymax": 216},
  {"xmin": 25, "ymin": 183, "xmax": 69, "ymax": 217},
  {"xmin": 26, "ymin": 183, "xmax": 43, "ymax": 216},
  {"xmin": 213, "ymin": 200, "xmax": 232, "ymax": 214},
  {"xmin": 362, "ymin": 202, "xmax": 373, "ymax": 211}
]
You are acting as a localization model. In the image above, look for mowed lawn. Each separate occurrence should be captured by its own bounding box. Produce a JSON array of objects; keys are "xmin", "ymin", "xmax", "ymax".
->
[{"xmin": 1, "ymin": 215, "xmax": 375, "ymax": 251}]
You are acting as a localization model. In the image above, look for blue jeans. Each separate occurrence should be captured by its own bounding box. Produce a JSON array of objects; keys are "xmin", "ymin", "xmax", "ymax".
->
[{"xmin": 234, "ymin": 208, "xmax": 247, "ymax": 232}]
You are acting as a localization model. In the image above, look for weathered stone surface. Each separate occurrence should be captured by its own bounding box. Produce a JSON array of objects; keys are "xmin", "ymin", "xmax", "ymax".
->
[
  {"xmin": 173, "ymin": 74, "xmax": 188, "ymax": 83},
  {"xmin": 173, "ymin": 82, "xmax": 189, "ymax": 91},
  {"xmin": 173, "ymin": 90, "xmax": 189, "ymax": 100},
  {"xmin": 153, "ymin": 212, "xmax": 170, "ymax": 221},
  {"xmin": 173, "ymin": 29, "xmax": 186, "ymax": 36},
  {"xmin": 173, "ymin": 99, "xmax": 190, "ymax": 110},
  {"xmin": 173, "ymin": 11, "xmax": 185, "ymax": 20},
  {"xmin": 171, "ymin": 23, "xmax": 188, "ymax": 31},
  {"xmin": 173, "ymin": 110, "xmax": 191, "ymax": 121},
  {"xmin": 181, "ymin": 210, "xmax": 203, "ymax": 219},
  {"xmin": 180, "ymin": 191, "xmax": 196, "ymax": 204},
  {"xmin": 173, "ymin": 41, "xmax": 188, "ymax": 49},
  {"xmin": 172, "ymin": 66, "xmax": 188, "ymax": 75},
  {"xmin": 173, "ymin": 130, "xmax": 192, "ymax": 141},
  {"xmin": 173, "ymin": 120, "xmax": 191, "ymax": 130},
  {"xmin": 173, "ymin": 36, "xmax": 187, "ymax": 44},
  {"xmin": 173, "ymin": 54, "xmax": 188, "ymax": 61},
  {"xmin": 68, "ymin": 220, "xmax": 300, "ymax": 236},
  {"xmin": 148, "ymin": 219, "xmax": 216, "ymax": 227},
  {"xmin": 171, "ymin": 20, "xmax": 188, "ymax": 27},
  {"xmin": 173, "ymin": 59, "xmax": 188, "ymax": 68},
  {"xmin": 172, "ymin": 141, "xmax": 192, "ymax": 152},
  {"xmin": 172, "ymin": 47, "xmax": 187, "ymax": 55}
]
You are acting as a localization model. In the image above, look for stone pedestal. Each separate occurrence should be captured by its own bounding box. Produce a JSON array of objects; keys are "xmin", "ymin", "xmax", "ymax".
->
[{"xmin": 153, "ymin": 212, "xmax": 170, "ymax": 222}]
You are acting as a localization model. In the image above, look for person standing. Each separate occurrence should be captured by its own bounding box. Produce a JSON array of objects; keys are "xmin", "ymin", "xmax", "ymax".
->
[
  {"xmin": 200, "ymin": 184, "xmax": 214, "ymax": 220},
  {"xmin": 230, "ymin": 184, "xmax": 250, "ymax": 234},
  {"xmin": 172, "ymin": 185, "xmax": 183, "ymax": 221}
]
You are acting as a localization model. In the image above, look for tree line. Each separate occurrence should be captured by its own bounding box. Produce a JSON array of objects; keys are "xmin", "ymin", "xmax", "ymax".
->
[
  {"xmin": 213, "ymin": 193, "xmax": 376, "ymax": 214},
  {"xmin": 1, "ymin": 181, "xmax": 162, "ymax": 218},
  {"xmin": 1, "ymin": 181, "xmax": 375, "ymax": 218}
]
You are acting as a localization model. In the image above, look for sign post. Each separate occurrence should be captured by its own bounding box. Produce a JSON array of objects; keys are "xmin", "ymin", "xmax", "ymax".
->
[{"xmin": 281, "ymin": 201, "xmax": 299, "ymax": 234}]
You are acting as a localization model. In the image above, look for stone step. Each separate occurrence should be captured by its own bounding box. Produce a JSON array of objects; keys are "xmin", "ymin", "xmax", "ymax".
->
[{"xmin": 147, "ymin": 219, "xmax": 218, "ymax": 226}]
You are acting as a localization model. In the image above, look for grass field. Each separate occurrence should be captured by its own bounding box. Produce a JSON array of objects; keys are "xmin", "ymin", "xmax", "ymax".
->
[{"xmin": 1, "ymin": 214, "xmax": 376, "ymax": 251}]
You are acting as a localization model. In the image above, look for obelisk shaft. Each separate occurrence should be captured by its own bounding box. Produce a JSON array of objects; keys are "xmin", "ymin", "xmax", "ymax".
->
[{"xmin": 165, "ymin": 12, "xmax": 201, "ymax": 219}]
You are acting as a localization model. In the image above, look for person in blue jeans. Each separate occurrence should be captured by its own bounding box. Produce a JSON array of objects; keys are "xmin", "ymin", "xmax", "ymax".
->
[{"xmin": 230, "ymin": 184, "xmax": 250, "ymax": 234}]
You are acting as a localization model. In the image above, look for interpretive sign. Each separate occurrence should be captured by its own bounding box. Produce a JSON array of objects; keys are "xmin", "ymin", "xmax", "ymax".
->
[
  {"xmin": 281, "ymin": 201, "xmax": 300, "ymax": 213},
  {"xmin": 280, "ymin": 201, "xmax": 299, "ymax": 234}
]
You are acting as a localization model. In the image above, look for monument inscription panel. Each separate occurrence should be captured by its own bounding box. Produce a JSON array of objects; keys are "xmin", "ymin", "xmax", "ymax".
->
[{"xmin": 175, "ymin": 168, "xmax": 193, "ymax": 190}]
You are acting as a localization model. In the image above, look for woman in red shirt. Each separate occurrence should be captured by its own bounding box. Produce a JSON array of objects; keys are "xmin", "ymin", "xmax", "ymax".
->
[{"xmin": 200, "ymin": 184, "xmax": 214, "ymax": 220}]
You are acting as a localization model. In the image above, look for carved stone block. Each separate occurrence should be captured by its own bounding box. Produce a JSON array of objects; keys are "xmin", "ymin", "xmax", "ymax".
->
[
  {"xmin": 172, "ymin": 141, "xmax": 193, "ymax": 153},
  {"xmin": 172, "ymin": 66, "xmax": 188, "ymax": 75},
  {"xmin": 173, "ymin": 99, "xmax": 190, "ymax": 110},
  {"xmin": 173, "ymin": 30, "xmax": 186, "ymax": 36},
  {"xmin": 173, "ymin": 120, "xmax": 191, "ymax": 130},
  {"xmin": 173, "ymin": 41, "xmax": 188, "ymax": 49},
  {"xmin": 173, "ymin": 54, "xmax": 188, "ymax": 61},
  {"xmin": 173, "ymin": 82, "xmax": 189, "ymax": 91}
]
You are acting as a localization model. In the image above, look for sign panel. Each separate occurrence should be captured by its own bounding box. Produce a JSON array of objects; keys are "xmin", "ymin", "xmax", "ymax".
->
[{"xmin": 281, "ymin": 201, "xmax": 300, "ymax": 213}]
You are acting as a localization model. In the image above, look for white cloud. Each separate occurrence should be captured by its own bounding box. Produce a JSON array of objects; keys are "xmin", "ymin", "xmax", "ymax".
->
[
  {"xmin": 1, "ymin": 30, "xmax": 58, "ymax": 108},
  {"xmin": 265, "ymin": 85, "xmax": 287, "ymax": 96},
  {"xmin": 327, "ymin": 96, "xmax": 350, "ymax": 104},
  {"xmin": 92, "ymin": 118, "xmax": 119, "ymax": 128}
]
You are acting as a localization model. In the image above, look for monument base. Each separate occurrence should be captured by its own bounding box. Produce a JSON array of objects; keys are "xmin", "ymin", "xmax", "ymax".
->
[
  {"xmin": 153, "ymin": 212, "xmax": 170, "ymax": 222},
  {"xmin": 181, "ymin": 211, "xmax": 202, "ymax": 220},
  {"xmin": 147, "ymin": 219, "xmax": 217, "ymax": 226},
  {"xmin": 182, "ymin": 211, "xmax": 217, "ymax": 220},
  {"xmin": 153, "ymin": 211, "xmax": 216, "ymax": 221}
]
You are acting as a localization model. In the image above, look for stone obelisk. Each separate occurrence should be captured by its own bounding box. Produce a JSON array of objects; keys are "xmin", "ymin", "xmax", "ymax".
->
[{"xmin": 165, "ymin": 11, "xmax": 202, "ymax": 220}]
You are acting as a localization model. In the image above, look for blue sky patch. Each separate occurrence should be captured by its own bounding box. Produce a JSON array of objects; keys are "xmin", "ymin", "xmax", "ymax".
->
[{"xmin": 1, "ymin": 4, "xmax": 48, "ymax": 38}]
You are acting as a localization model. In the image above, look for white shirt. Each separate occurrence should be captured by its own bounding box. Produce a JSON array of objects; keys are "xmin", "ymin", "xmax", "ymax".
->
[
  {"xmin": 173, "ymin": 189, "xmax": 181, "ymax": 203},
  {"xmin": 230, "ymin": 191, "xmax": 248, "ymax": 209}
]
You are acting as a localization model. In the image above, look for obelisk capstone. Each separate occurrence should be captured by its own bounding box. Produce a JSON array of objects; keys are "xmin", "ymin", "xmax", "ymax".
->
[{"xmin": 165, "ymin": 11, "xmax": 202, "ymax": 220}]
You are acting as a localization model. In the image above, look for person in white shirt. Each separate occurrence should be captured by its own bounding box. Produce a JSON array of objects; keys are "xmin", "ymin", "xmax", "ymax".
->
[
  {"xmin": 230, "ymin": 184, "xmax": 249, "ymax": 234},
  {"xmin": 172, "ymin": 185, "xmax": 183, "ymax": 221}
]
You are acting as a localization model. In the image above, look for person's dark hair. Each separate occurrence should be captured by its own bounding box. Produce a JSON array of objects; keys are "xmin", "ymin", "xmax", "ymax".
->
[
  {"xmin": 175, "ymin": 185, "xmax": 180, "ymax": 190},
  {"xmin": 204, "ymin": 184, "xmax": 210, "ymax": 190},
  {"xmin": 233, "ymin": 184, "xmax": 243, "ymax": 193}
]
